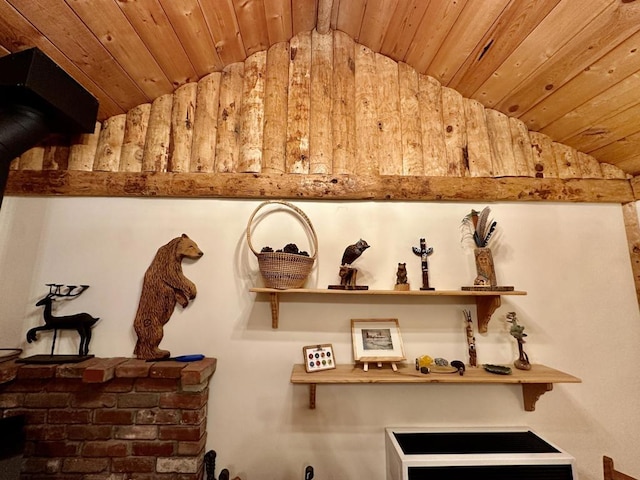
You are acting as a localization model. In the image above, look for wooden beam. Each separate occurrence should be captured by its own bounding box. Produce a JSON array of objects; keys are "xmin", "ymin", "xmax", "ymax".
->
[
  {"xmin": 622, "ymin": 202, "xmax": 640, "ymax": 304},
  {"xmin": 5, "ymin": 171, "xmax": 633, "ymax": 203}
]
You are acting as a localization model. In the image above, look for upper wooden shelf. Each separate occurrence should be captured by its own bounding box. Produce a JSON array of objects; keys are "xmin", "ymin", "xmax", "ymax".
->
[
  {"xmin": 290, "ymin": 363, "xmax": 581, "ymax": 411},
  {"xmin": 249, "ymin": 288, "xmax": 527, "ymax": 331}
]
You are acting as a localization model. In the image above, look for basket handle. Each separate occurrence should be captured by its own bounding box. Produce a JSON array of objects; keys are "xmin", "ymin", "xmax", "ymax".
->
[{"xmin": 246, "ymin": 200, "xmax": 318, "ymax": 260}]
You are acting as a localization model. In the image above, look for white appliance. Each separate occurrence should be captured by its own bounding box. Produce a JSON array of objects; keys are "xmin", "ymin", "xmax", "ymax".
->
[{"xmin": 385, "ymin": 426, "xmax": 577, "ymax": 480}]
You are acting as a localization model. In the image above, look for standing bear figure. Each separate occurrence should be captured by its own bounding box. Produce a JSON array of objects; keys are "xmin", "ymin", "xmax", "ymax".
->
[{"xmin": 133, "ymin": 234, "xmax": 203, "ymax": 360}]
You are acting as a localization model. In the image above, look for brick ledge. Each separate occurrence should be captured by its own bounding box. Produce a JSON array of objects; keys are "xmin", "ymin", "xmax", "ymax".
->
[{"xmin": 0, "ymin": 357, "xmax": 217, "ymax": 386}]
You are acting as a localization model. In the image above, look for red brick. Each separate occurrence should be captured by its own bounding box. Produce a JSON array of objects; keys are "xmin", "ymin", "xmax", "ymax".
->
[
  {"xmin": 55, "ymin": 357, "xmax": 101, "ymax": 379},
  {"xmin": 136, "ymin": 408, "xmax": 180, "ymax": 425},
  {"xmin": 114, "ymin": 425, "xmax": 158, "ymax": 440},
  {"xmin": 150, "ymin": 362, "xmax": 185, "ymax": 379},
  {"xmin": 111, "ymin": 456, "xmax": 155, "ymax": 473},
  {"xmin": 101, "ymin": 377, "xmax": 134, "ymax": 393},
  {"xmin": 62, "ymin": 457, "xmax": 109, "ymax": 473},
  {"xmin": 8, "ymin": 408, "xmax": 47, "ymax": 424},
  {"xmin": 47, "ymin": 378, "xmax": 87, "ymax": 392},
  {"xmin": 115, "ymin": 359, "xmax": 151, "ymax": 378},
  {"xmin": 134, "ymin": 378, "xmax": 180, "ymax": 392},
  {"xmin": 67, "ymin": 425, "xmax": 113, "ymax": 440},
  {"xmin": 94, "ymin": 408, "xmax": 134, "ymax": 424},
  {"xmin": 159, "ymin": 390, "xmax": 207, "ymax": 410},
  {"xmin": 157, "ymin": 457, "xmax": 198, "ymax": 474},
  {"xmin": 180, "ymin": 358, "xmax": 217, "ymax": 385},
  {"xmin": 34, "ymin": 440, "xmax": 79, "ymax": 457},
  {"xmin": 176, "ymin": 436, "xmax": 206, "ymax": 456},
  {"xmin": 71, "ymin": 391, "xmax": 117, "ymax": 408},
  {"xmin": 2, "ymin": 378, "xmax": 46, "ymax": 392},
  {"xmin": 158, "ymin": 423, "xmax": 205, "ymax": 442},
  {"xmin": 82, "ymin": 357, "xmax": 129, "ymax": 383},
  {"xmin": 17, "ymin": 363, "xmax": 57, "ymax": 379},
  {"xmin": 24, "ymin": 392, "xmax": 70, "ymax": 408},
  {"xmin": 25, "ymin": 424, "xmax": 68, "ymax": 441},
  {"xmin": 131, "ymin": 441, "xmax": 175, "ymax": 457},
  {"xmin": 180, "ymin": 406, "xmax": 206, "ymax": 425},
  {"xmin": 117, "ymin": 392, "xmax": 159, "ymax": 408},
  {"xmin": 0, "ymin": 360, "xmax": 18, "ymax": 383},
  {"xmin": 82, "ymin": 440, "xmax": 129, "ymax": 457},
  {"xmin": 22, "ymin": 457, "xmax": 61, "ymax": 474},
  {"xmin": 0, "ymin": 392, "xmax": 23, "ymax": 407},
  {"xmin": 48, "ymin": 409, "xmax": 91, "ymax": 424}
]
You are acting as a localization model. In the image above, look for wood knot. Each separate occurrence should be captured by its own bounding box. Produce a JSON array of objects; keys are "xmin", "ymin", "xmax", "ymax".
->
[{"xmin": 446, "ymin": 125, "xmax": 453, "ymax": 133}]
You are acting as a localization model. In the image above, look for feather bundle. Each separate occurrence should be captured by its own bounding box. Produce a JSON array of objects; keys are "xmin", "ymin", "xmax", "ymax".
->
[{"xmin": 462, "ymin": 206, "xmax": 497, "ymax": 247}]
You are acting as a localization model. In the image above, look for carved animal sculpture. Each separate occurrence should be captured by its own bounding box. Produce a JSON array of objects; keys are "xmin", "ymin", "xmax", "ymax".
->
[
  {"xmin": 133, "ymin": 234, "xmax": 203, "ymax": 360},
  {"xmin": 396, "ymin": 263, "xmax": 408, "ymax": 285},
  {"xmin": 27, "ymin": 285, "xmax": 99, "ymax": 356},
  {"xmin": 341, "ymin": 239, "xmax": 370, "ymax": 266}
]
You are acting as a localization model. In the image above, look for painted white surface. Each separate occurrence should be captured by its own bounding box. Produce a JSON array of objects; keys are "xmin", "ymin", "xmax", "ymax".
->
[{"xmin": 0, "ymin": 197, "xmax": 638, "ymax": 479}]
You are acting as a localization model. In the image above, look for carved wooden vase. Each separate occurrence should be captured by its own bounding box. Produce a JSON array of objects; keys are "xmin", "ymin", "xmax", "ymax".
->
[{"xmin": 473, "ymin": 247, "xmax": 497, "ymax": 287}]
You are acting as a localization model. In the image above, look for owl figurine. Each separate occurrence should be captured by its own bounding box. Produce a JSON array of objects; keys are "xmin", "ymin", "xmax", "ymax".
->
[{"xmin": 341, "ymin": 239, "xmax": 370, "ymax": 266}]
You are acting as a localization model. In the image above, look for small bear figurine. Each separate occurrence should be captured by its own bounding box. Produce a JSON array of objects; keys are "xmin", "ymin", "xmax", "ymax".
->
[{"xmin": 394, "ymin": 263, "xmax": 409, "ymax": 290}]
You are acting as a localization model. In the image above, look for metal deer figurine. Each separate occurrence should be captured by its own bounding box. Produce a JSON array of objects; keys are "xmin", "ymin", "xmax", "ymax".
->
[{"xmin": 27, "ymin": 284, "xmax": 99, "ymax": 356}]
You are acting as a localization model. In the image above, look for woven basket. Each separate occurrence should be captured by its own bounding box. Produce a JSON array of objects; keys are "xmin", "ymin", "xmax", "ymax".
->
[{"xmin": 246, "ymin": 200, "xmax": 318, "ymax": 289}]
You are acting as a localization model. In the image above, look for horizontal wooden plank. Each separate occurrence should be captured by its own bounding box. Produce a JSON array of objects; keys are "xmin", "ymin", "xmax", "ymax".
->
[{"xmin": 5, "ymin": 171, "xmax": 633, "ymax": 203}]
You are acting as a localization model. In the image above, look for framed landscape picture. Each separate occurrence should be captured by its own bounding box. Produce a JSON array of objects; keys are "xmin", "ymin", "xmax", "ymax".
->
[{"xmin": 351, "ymin": 319, "xmax": 405, "ymax": 366}]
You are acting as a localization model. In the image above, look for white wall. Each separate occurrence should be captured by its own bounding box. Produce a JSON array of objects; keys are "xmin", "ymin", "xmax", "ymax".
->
[{"xmin": 1, "ymin": 197, "xmax": 638, "ymax": 479}]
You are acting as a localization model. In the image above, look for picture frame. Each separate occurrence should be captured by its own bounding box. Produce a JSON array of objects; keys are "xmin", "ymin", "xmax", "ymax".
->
[
  {"xmin": 303, "ymin": 344, "xmax": 336, "ymax": 373},
  {"xmin": 351, "ymin": 318, "xmax": 405, "ymax": 369}
]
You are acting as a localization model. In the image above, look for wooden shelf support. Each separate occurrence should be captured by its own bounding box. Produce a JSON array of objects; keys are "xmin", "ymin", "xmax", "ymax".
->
[
  {"xmin": 476, "ymin": 295, "xmax": 501, "ymax": 333},
  {"xmin": 309, "ymin": 383, "xmax": 317, "ymax": 409},
  {"xmin": 269, "ymin": 292, "xmax": 279, "ymax": 329},
  {"xmin": 522, "ymin": 383, "xmax": 553, "ymax": 412}
]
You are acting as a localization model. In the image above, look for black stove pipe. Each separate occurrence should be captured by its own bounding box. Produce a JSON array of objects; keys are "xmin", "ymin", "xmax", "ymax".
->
[
  {"xmin": 0, "ymin": 104, "xmax": 50, "ymax": 207},
  {"xmin": 0, "ymin": 47, "xmax": 99, "ymax": 209}
]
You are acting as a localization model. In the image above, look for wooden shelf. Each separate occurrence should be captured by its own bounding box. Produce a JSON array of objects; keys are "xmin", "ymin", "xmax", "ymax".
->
[
  {"xmin": 250, "ymin": 288, "xmax": 527, "ymax": 330},
  {"xmin": 291, "ymin": 363, "xmax": 581, "ymax": 411}
]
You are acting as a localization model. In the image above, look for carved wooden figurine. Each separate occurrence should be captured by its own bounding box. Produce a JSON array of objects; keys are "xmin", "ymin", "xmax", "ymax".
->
[
  {"xmin": 412, "ymin": 238, "xmax": 434, "ymax": 290},
  {"xmin": 507, "ymin": 311, "xmax": 531, "ymax": 370},
  {"xmin": 329, "ymin": 239, "xmax": 370, "ymax": 290},
  {"xmin": 133, "ymin": 234, "xmax": 203, "ymax": 360},
  {"xmin": 394, "ymin": 263, "xmax": 409, "ymax": 291}
]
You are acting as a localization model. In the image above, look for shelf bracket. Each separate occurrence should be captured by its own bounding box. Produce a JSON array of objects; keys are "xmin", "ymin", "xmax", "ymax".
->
[
  {"xmin": 270, "ymin": 293, "xmax": 279, "ymax": 329},
  {"xmin": 309, "ymin": 384, "xmax": 316, "ymax": 409},
  {"xmin": 476, "ymin": 295, "xmax": 501, "ymax": 333},
  {"xmin": 522, "ymin": 383, "xmax": 553, "ymax": 411}
]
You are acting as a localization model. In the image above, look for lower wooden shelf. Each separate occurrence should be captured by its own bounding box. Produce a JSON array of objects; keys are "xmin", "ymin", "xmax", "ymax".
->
[{"xmin": 290, "ymin": 363, "xmax": 581, "ymax": 411}]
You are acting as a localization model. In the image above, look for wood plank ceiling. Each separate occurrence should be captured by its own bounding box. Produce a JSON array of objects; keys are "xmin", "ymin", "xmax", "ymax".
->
[{"xmin": 1, "ymin": 0, "xmax": 640, "ymax": 175}]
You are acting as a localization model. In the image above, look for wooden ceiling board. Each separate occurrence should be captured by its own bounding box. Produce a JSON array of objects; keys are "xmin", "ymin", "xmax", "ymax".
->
[
  {"xmin": 563, "ymin": 102, "xmax": 640, "ymax": 155},
  {"xmin": 3, "ymin": 0, "xmax": 144, "ymax": 116},
  {"xmin": 65, "ymin": 0, "xmax": 174, "ymax": 98},
  {"xmin": 160, "ymin": 0, "xmax": 225, "ymax": 75},
  {"xmin": 447, "ymin": 0, "xmax": 558, "ymax": 93},
  {"xmin": 379, "ymin": 0, "xmax": 430, "ymax": 61},
  {"xmin": 542, "ymin": 72, "xmax": 640, "ymax": 144},
  {"xmin": 291, "ymin": 0, "xmax": 317, "ymax": 36},
  {"xmin": 334, "ymin": 0, "xmax": 367, "ymax": 42},
  {"xmin": 115, "ymin": 0, "xmax": 199, "ymax": 87},
  {"xmin": 263, "ymin": 0, "xmax": 293, "ymax": 44},
  {"xmin": 357, "ymin": 0, "xmax": 398, "ymax": 52},
  {"xmin": 199, "ymin": 0, "xmax": 246, "ymax": 65},
  {"xmin": 232, "ymin": 0, "xmax": 270, "ymax": 55},
  {"xmin": 493, "ymin": 0, "xmax": 640, "ymax": 117},
  {"xmin": 404, "ymin": 0, "xmax": 468, "ymax": 73},
  {"xmin": 590, "ymin": 131, "xmax": 640, "ymax": 167},
  {"xmin": 428, "ymin": 0, "xmax": 511, "ymax": 86},
  {"xmin": 520, "ymin": 30, "xmax": 640, "ymax": 132},
  {"xmin": 471, "ymin": 0, "xmax": 612, "ymax": 108}
]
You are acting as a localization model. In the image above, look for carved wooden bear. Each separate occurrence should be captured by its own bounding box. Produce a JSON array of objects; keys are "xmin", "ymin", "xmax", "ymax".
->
[{"xmin": 133, "ymin": 234, "xmax": 203, "ymax": 360}]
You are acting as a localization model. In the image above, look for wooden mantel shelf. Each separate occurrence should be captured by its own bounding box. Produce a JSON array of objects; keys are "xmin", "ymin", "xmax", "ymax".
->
[
  {"xmin": 290, "ymin": 363, "xmax": 581, "ymax": 411},
  {"xmin": 249, "ymin": 288, "xmax": 527, "ymax": 331}
]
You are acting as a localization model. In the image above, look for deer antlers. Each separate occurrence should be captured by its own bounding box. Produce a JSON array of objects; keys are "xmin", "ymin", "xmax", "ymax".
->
[{"xmin": 45, "ymin": 284, "xmax": 90, "ymax": 298}]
